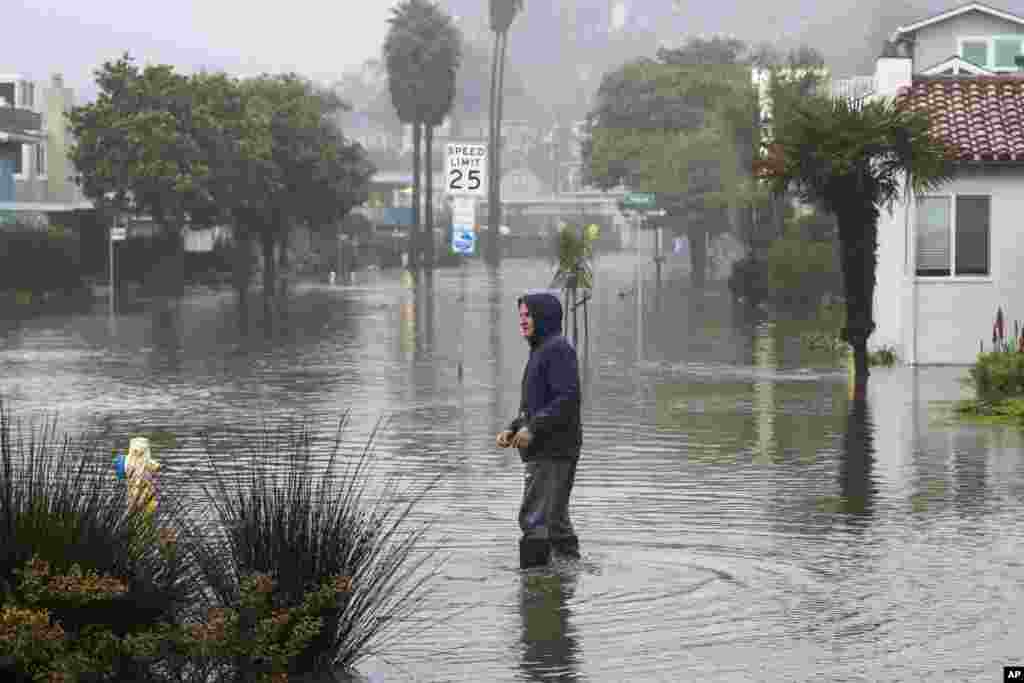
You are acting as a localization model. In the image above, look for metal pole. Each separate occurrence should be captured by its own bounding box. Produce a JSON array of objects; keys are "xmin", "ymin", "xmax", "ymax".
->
[
  {"xmin": 458, "ymin": 254, "xmax": 466, "ymax": 382},
  {"xmin": 654, "ymin": 225, "xmax": 663, "ymax": 287},
  {"xmin": 108, "ymin": 222, "xmax": 115, "ymax": 317}
]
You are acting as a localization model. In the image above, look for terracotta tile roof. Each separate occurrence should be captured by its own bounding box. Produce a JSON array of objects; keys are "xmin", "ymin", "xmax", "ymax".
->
[{"xmin": 899, "ymin": 76, "xmax": 1024, "ymax": 162}]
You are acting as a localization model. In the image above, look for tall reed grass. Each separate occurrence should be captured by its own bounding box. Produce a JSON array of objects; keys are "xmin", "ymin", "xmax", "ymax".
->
[
  {"xmin": 179, "ymin": 412, "xmax": 444, "ymax": 675},
  {"xmin": 1, "ymin": 403, "xmax": 445, "ymax": 680},
  {"xmin": 0, "ymin": 401, "xmax": 202, "ymax": 636}
]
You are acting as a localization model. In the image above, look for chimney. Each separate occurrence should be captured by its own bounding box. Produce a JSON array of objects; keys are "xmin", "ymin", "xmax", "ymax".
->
[{"xmin": 875, "ymin": 42, "xmax": 912, "ymax": 98}]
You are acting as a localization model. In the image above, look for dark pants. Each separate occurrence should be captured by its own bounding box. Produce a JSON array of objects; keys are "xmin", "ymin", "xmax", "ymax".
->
[{"xmin": 519, "ymin": 457, "xmax": 579, "ymax": 553}]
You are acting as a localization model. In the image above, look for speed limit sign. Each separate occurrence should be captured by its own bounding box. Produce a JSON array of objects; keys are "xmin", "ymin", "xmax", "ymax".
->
[{"xmin": 444, "ymin": 141, "xmax": 487, "ymax": 198}]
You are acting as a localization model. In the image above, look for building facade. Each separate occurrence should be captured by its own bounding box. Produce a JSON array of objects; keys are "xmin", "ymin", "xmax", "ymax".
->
[
  {"xmin": 0, "ymin": 72, "xmax": 88, "ymax": 215},
  {"xmin": 871, "ymin": 2, "xmax": 1024, "ymax": 364}
]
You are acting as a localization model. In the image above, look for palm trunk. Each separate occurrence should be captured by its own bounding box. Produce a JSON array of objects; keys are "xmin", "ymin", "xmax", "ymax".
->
[
  {"xmin": 493, "ymin": 31, "xmax": 508, "ymax": 262},
  {"xmin": 836, "ymin": 201, "xmax": 880, "ymax": 396},
  {"xmin": 572, "ymin": 287, "xmax": 579, "ymax": 345},
  {"xmin": 152, "ymin": 219, "xmax": 186, "ymax": 297},
  {"xmin": 486, "ymin": 30, "xmax": 502, "ymax": 264},
  {"xmin": 261, "ymin": 228, "xmax": 276, "ymax": 299},
  {"xmin": 424, "ymin": 124, "xmax": 434, "ymax": 269},
  {"xmin": 232, "ymin": 222, "xmax": 252, "ymax": 333},
  {"xmin": 411, "ymin": 121, "xmax": 422, "ymax": 270},
  {"xmin": 277, "ymin": 228, "xmax": 289, "ymax": 298},
  {"xmin": 840, "ymin": 392, "xmax": 873, "ymax": 514},
  {"xmin": 687, "ymin": 222, "xmax": 707, "ymax": 290}
]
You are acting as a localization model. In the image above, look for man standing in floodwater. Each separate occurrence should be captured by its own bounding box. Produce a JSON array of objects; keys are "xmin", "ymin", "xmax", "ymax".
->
[{"xmin": 496, "ymin": 290, "xmax": 583, "ymax": 569}]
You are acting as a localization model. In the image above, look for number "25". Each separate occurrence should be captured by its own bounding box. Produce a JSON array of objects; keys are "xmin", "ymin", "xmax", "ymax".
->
[{"xmin": 448, "ymin": 169, "xmax": 482, "ymax": 191}]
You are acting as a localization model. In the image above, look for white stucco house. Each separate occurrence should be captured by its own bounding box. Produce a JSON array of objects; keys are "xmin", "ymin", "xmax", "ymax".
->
[{"xmin": 871, "ymin": 2, "xmax": 1024, "ymax": 365}]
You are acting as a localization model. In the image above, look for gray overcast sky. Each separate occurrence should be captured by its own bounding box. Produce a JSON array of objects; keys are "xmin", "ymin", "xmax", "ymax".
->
[
  {"xmin": 9, "ymin": 1, "xmax": 1021, "ymax": 100},
  {"xmin": 7, "ymin": 0, "xmax": 392, "ymax": 96}
]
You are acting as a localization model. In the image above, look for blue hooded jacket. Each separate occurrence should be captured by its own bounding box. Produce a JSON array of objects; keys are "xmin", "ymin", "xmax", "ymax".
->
[{"xmin": 508, "ymin": 291, "xmax": 582, "ymax": 460}]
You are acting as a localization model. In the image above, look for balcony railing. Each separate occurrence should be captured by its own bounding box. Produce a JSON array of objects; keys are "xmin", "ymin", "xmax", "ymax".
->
[{"xmin": 0, "ymin": 107, "xmax": 42, "ymax": 134}]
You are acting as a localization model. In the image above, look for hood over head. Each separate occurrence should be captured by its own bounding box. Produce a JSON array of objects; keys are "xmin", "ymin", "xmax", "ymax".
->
[{"xmin": 517, "ymin": 290, "xmax": 563, "ymax": 346}]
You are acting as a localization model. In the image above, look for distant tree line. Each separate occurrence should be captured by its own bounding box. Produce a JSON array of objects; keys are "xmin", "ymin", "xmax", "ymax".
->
[{"xmin": 67, "ymin": 54, "xmax": 375, "ymax": 298}]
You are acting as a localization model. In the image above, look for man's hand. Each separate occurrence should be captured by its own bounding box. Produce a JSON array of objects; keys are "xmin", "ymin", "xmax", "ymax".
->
[
  {"xmin": 496, "ymin": 430, "xmax": 515, "ymax": 448},
  {"xmin": 510, "ymin": 427, "xmax": 532, "ymax": 449}
]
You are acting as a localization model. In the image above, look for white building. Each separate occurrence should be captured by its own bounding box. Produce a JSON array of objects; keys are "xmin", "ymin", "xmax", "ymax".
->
[{"xmin": 872, "ymin": 2, "xmax": 1024, "ymax": 364}]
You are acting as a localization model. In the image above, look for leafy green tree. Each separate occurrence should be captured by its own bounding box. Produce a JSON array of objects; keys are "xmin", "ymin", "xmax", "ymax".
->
[
  {"xmin": 485, "ymin": 0, "xmax": 524, "ymax": 264},
  {"xmin": 71, "ymin": 58, "xmax": 373, "ymax": 303},
  {"xmin": 232, "ymin": 74, "xmax": 374, "ymax": 297},
  {"xmin": 68, "ymin": 54, "xmax": 218, "ymax": 295},
  {"xmin": 584, "ymin": 53, "xmax": 758, "ymax": 288},
  {"xmin": 758, "ymin": 95, "xmax": 952, "ymax": 391}
]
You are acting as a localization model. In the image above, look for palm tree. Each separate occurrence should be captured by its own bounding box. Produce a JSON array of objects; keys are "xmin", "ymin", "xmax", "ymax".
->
[
  {"xmin": 549, "ymin": 222, "xmax": 597, "ymax": 349},
  {"xmin": 421, "ymin": 8, "xmax": 462, "ymax": 269},
  {"xmin": 757, "ymin": 95, "xmax": 952, "ymax": 393},
  {"xmin": 486, "ymin": 0, "xmax": 525, "ymax": 265},
  {"xmin": 384, "ymin": 0, "xmax": 432, "ymax": 270}
]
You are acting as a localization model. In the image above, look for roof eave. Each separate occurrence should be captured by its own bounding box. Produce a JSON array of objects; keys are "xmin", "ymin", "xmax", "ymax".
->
[
  {"xmin": 954, "ymin": 158, "xmax": 1024, "ymax": 166},
  {"xmin": 918, "ymin": 55, "xmax": 997, "ymax": 76},
  {"xmin": 895, "ymin": 2, "xmax": 1024, "ymax": 37}
]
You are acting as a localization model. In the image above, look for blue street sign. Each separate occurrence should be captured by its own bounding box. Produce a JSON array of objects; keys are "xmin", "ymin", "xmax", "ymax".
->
[{"xmin": 452, "ymin": 227, "xmax": 476, "ymax": 255}]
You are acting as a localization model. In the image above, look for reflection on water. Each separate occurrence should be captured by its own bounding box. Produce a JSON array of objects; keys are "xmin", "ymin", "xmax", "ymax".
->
[
  {"xmin": 839, "ymin": 396, "xmax": 874, "ymax": 517},
  {"xmin": 519, "ymin": 571, "xmax": 581, "ymax": 682},
  {"xmin": 1, "ymin": 253, "xmax": 1022, "ymax": 681}
]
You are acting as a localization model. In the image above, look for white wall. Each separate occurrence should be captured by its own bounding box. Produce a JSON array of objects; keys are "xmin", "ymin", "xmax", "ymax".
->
[
  {"xmin": 877, "ymin": 166, "xmax": 1024, "ymax": 365},
  {"xmin": 873, "ymin": 192, "xmax": 910, "ymax": 358}
]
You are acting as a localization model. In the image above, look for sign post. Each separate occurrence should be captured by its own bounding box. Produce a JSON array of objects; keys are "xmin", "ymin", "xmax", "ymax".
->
[
  {"xmin": 445, "ymin": 141, "xmax": 488, "ymax": 382},
  {"xmin": 109, "ymin": 225, "xmax": 126, "ymax": 317}
]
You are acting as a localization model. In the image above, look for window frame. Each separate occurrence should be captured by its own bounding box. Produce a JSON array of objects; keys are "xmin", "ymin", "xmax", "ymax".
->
[
  {"xmin": 958, "ymin": 35, "xmax": 1024, "ymax": 71},
  {"xmin": 914, "ymin": 193, "xmax": 992, "ymax": 279},
  {"xmin": 34, "ymin": 143, "xmax": 47, "ymax": 179}
]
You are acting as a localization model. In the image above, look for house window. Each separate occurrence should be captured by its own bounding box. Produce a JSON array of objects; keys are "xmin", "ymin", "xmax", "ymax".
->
[
  {"xmin": 994, "ymin": 38, "xmax": 1023, "ymax": 68},
  {"xmin": 915, "ymin": 195, "xmax": 990, "ymax": 277},
  {"xmin": 960, "ymin": 36, "xmax": 1024, "ymax": 70},
  {"xmin": 961, "ymin": 40, "xmax": 989, "ymax": 66},
  {"xmin": 955, "ymin": 195, "xmax": 990, "ymax": 275}
]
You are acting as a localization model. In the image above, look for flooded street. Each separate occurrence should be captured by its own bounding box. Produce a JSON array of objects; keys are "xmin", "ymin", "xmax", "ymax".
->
[{"xmin": 1, "ymin": 252, "xmax": 1022, "ymax": 682}]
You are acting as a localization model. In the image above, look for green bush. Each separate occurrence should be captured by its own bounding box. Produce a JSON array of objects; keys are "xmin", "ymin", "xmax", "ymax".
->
[
  {"xmin": 727, "ymin": 255, "xmax": 771, "ymax": 307},
  {"xmin": 967, "ymin": 350, "xmax": 1024, "ymax": 403},
  {"xmin": 953, "ymin": 396, "xmax": 1024, "ymax": 424},
  {"xmin": 766, "ymin": 234, "xmax": 841, "ymax": 307},
  {"xmin": 0, "ymin": 225, "xmax": 83, "ymax": 294},
  {"xmin": 869, "ymin": 346, "xmax": 898, "ymax": 368},
  {"xmin": 1, "ymin": 558, "xmax": 350, "ymax": 682}
]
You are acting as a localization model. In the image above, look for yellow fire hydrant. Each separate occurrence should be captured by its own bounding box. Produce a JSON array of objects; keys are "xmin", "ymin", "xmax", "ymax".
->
[{"xmin": 114, "ymin": 437, "xmax": 161, "ymax": 516}]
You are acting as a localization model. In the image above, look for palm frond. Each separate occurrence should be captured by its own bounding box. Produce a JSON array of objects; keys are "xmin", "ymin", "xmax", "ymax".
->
[{"xmin": 762, "ymin": 92, "xmax": 954, "ymax": 215}]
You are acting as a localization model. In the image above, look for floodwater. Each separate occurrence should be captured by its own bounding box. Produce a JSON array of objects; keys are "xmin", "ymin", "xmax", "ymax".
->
[{"xmin": 1, "ymin": 251, "xmax": 1022, "ymax": 682}]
